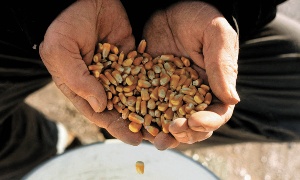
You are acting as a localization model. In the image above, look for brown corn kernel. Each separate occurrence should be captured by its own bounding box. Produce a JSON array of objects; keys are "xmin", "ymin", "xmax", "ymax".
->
[
  {"xmin": 107, "ymin": 91, "xmax": 113, "ymax": 100},
  {"xmin": 129, "ymin": 122, "xmax": 142, "ymax": 133},
  {"xmin": 173, "ymin": 57, "xmax": 184, "ymax": 68},
  {"xmin": 116, "ymin": 85, "xmax": 123, "ymax": 93},
  {"xmin": 127, "ymin": 50, "xmax": 138, "ymax": 59},
  {"xmin": 144, "ymin": 114, "xmax": 152, "ymax": 126},
  {"xmin": 136, "ymin": 97, "xmax": 141, "ymax": 113},
  {"xmin": 128, "ymin": 106, "xmax": 136, "ymax": 112},
  {"xmin": 108, "ymin": 54, "xmax": 118, "ymax": 61},
  {"xmin": 122, "ymin": 108, "xmax": 130, "ymax": 119},
  {"xmin": 96, "ymin": 43, "xmax": 103, "ymax": 53},
  {"xmin": 148, "ymin": 109, "xmax": 155, "ymax": 117},
  {"xmin": 123, "ymin": 84, "xmax": 136, "ymax": 93},
  {"xmin": 135, "ymin": 161, "xmax": 145, "ymax": 174},
  {"xmin": 194, "ymin": 92, "xmax": 204, "ymax": 104},
  {"xmin": 124, "ymin": 91, "xmax": 133, "ymax": 97},
  {"xmin": 133, "ymin": 56, "xmax": 143, "ymax": 66},
  {"xmin": 107, "ymin": 100, "xmax": 113, "ymax": 110},
  {"xmin": 122, "ymin": 58, "xmax": 134, "ymax": 67},
  {"xmin": 112, "ymin": 96, "xmax": 120, "ymax": 104},
  {"xmin": 145, "ymin": 125, "xmax": 159, "ymax": 137},
  {"xmin": 152, "ymin": 64, "xmax": 161, "ymax": 73},
  {"xmin": 157, "ymin": 103, "xmax": 168, "ymax": 112},
  {"xmin": 160, "ymin": 54, "xmax": 174, "ymax": 61},
  {"xmin": 160, "ymin": 73, "xmax": 170, "ymax": 86},
  {"xmin": 104, "ymin": 71, "xmax": 118, "ymax": 86},
  {"xmin": 113, "ymin": 104, "xmax": 123, "ymax": 113},
  {"xmin": 195, "ymin": 103, "xmax": 208, "ymax": 111},
  {"xmin": 192, "ymin": 79, "xmax": 203, "ymax": 87},
  {"xmin": 185, "ymin": 103, "xmax": 195, "ymax": 114},
  {"xmin": 138, "ymin": 73, "xmax": 148, "ymax": 81},
  {"xmin": 151, "ymin": 78, "xmax": 160, "ymax": 86},
  {"xmin": 164, "ymin": 108, "xmax": 174, "ymax": 120},
  {"xmin": 128, "ymin": 113, "xmax": 144, "ymax": 124},
  {"xmin": 204, "ymin": 92, "xmax": 212, "ymax": 105},
  {"xmin": 143, "ymin": 52, "xmax": 152, "ymax": 61},
  {"xmin": 201, "ymin": 84, "xmax": 210, "ymax": 92},
  {"xmin": 183, "ymin": 78, "xmax": 192, "ymax": 87},
  {"xmin": 88, "ymin": 63, "xmax": 104, "ymax": 71},
  {"xmin": 91, "ymin": 70, "xmax": 100, "ymax": 78},
  {"xmin": 131, "ymin": 66, "xmax": 141, "ymax": 75},
  {"xmin": 170, "ymin": 93, "xmax": 184, "ymax": 106},
  {"xmin": 154, "ymin": 109, "xmax": 161, "ymax": 118},
  {"xmin": 158, "ymin": 86, "xmax": 167, "ymax": 99},
  {"xmin": 138, "ymin": 80, "xmax": 151, "ymax": 88},
  {"xmin": 141, "ymin": 100, "xmax": 147, "ymax": 116},
  {"xmin": 110, "ymin": 44, "xmax": 119, "ymax": 54},
  {"xmin": 170, "ymin": 74, "xmax": 180, "ymax": 90},
  {"xmin": 93, "ymin": 53, "xmax": 102, "ymax": 63},
  {"xmin": 99, "ymin": 74, "xmax": 111, "ymax": 85},
  {"xmin": 127, "ymin": 96, "xmax": 137, "ymax": 106},
  {"xmin": 149, "ymin": 86, "xmax": 159, "ymax": 101},
  {"xmin": 183, "ymin": 95, "xmax": 197, "ymax": 105},
  {"xmin": 119, "ymin": 93, "xmax": 127, "ymax": 106},
  {"xmin": 162, "ymin": 119, "xmax": 171, "ymax": 133},
  {"xmin": 102, "ymin": 43, "xmax": 111, "ymax": 59},
  {"xmin": 147, "ymin": 70, "xmax": 155, "ymax": 80},
  {"xmin": 181, "ymin": 56, "xmax": 190, "ymax": 67},
  {"xmin": 141, "ymin": 88, "xmax": 150, "ymax": 101},
  {"xmin": 186, "ymin": 67, "xmax": 199, "ymax": 80},
  {"xmin": 112, "ymin": 70, "xmax": 123, "ymax": 84},
  {"xmin": 147, "ymin": 98, "xmax": 156, "ymax": 110},
  {"xmin": 137, "ymin": 39, "xmax": 147, "ymax": 54},
  {"xmin": 118, "ymin": 51, "xmax": 125, "ymax": 65}
]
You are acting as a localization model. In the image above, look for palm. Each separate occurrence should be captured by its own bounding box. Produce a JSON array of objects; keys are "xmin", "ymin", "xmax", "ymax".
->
[
  {"xmin": 39, "ymin": 0, "xmax": 142, "ymax": 145},
  {"xmin": 142, "ymin": 1, "xmax": 239, "ymax": 148}
]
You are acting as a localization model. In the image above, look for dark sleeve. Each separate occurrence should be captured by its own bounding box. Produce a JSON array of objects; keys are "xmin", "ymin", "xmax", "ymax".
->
[
  {"xmin": 201, "ymin": 0, "xmax": 287, "ymax": 41},
  {"xmin": 121, "ymin": 0, "xmax": 180, "ymax": 45},
  {"xmin": 1, "ymin": 0, "xmax": 75, "ymax": 57}
]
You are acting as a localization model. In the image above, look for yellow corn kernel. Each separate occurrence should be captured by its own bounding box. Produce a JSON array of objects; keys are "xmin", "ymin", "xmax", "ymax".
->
[{"xmin": 129, "ymin": 121, "xmax": 142, "ymax": 133}]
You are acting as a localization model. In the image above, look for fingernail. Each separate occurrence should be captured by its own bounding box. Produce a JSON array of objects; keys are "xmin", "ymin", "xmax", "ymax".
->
[
  {"xmin": 230, "ymin": 84, "xmax": 240, "ymax": 102},
  {"xmin": 87, "ymin": 96, "xmax": 101, "ymax": 112}
]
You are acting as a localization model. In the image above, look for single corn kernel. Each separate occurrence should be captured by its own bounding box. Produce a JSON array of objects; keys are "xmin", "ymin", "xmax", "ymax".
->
[{"xmin": 135, "ymin": 161, "xmax": 144, "ymax": 174}]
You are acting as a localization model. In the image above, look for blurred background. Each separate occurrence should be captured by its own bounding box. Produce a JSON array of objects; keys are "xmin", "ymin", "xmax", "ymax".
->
[{"xmin": 25, "ymin": 0, "xmax": 300, "ymax": 179}]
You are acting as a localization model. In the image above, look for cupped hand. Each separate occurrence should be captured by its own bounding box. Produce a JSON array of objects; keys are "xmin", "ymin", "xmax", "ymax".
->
[
  {"xmin": 39, "ymin": 0, "xmax": 143, "ymax": 145},
  {"xmin": 142, "ymin": 1, "xmax": 239, "ymax": 149}
]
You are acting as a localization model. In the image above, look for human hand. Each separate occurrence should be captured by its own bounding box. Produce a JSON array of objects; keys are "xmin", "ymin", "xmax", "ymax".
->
[
  {"xmin": 142, "ymin": 1, "xmax": 239, "ymax": 149},
  {"xmin": 39, "ymin": 0, "xmax": 143, "ymax": 145}
]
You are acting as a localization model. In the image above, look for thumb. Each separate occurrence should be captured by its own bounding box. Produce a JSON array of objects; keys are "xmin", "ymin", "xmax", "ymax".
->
[
  {"xmin": 203, "ymin": 18, "xmax": 240, "ymax": 104},
  {"xmin": 40, "ymin": 41, "xmax": 107, "ymax": 112}
]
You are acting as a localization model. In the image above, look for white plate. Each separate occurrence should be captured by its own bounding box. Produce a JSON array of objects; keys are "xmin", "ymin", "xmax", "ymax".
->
[{"xmin": 23, "ymin": 139, "xmax": 218, "ymax": 180}]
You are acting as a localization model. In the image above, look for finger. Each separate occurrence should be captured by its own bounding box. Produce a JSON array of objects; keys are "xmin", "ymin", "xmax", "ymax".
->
[
  {"xmin": 55, "ymin": 80, "xmax": 143, "ymax": 145},
  {"xmin": 169, "ymin": 118, "xmax": 213, "ymax": 144},
  {"xmin": 105, "ymin": 112, "xmax": 143, "ymax": 146},
  {"xmin": 153, "ymin": 132, "xmax": 180, "ymax": 150},
  {"xmin": 203, "ymin": 17, "xmax": 240, "ymax": 105},
  {"xmin": 188, "ymin": 102, "xmax": 235, "ymax": 132},
  {"xmin": 141, "ymin": 127, "xmax": 155, "ymax": 143},
  {"xmin": 40, "ymin": 40, "xmax": 107, "ymax": 113}
]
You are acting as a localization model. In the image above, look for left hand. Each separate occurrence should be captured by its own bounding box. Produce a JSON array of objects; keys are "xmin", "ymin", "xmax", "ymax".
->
[{"xmin": 142, "ymin": 1, "xmax": 239, "ymax": 150}]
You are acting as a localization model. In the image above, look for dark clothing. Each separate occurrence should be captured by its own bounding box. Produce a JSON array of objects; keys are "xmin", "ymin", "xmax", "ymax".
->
[{"xmin": 1, "ymin": 0, "xmax": 300, "ymax": 179}]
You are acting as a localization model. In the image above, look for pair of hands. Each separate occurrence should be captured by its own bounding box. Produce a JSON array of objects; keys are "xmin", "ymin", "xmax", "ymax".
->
[{"xmin": 39, "ymin": 0, "xmax": 239, "ymax": 150}]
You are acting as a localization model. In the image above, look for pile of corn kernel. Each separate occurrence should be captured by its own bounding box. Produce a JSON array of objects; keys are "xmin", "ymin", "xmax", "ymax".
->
[{"xmin": 88, "ymin": 40, "xmax": 212, "ymax": 136}]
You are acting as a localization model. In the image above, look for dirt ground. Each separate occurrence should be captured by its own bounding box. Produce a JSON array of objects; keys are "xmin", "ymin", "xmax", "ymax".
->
[{"xmin": 25, "ymin": 1, "xmax": 300, "ymax": 179}]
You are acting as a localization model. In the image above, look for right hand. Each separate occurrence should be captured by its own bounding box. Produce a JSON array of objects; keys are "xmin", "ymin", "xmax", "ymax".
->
[{"xmin": 39, "ymin": 0, "xmax": 143, "ymax": 145}]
